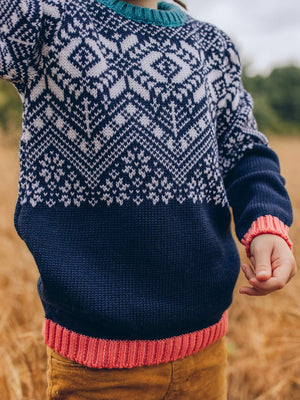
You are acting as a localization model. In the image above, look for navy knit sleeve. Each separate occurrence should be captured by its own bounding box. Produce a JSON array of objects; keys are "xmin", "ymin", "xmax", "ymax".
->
[
  {"xmin": 215, "ymin": 30, "xmax": 293, "ymax": 249},
  {"xmin": 0, "ymin": 0, "xmax": 43, "ymax": 86}
]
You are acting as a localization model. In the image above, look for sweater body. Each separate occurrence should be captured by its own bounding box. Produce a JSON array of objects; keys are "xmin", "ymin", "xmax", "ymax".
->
[{"xmin": 0, "ymin": 0, "xmax": 293, "ymax": 368}]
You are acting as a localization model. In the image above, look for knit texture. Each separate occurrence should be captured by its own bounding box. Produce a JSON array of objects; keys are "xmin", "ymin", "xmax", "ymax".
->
[
  {"xmin": 0, "ymin": 0, "xmax": 293, "ymax": 368},
  {"xmin": 42, "ymin": 311, "xmax": 228, "ymax": 368}
]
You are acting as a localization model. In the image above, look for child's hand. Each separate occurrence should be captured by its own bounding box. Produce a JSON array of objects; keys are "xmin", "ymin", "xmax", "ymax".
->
[{"xmin": 239, "ymin": 233, "xmax": 297, "ymax": 296}]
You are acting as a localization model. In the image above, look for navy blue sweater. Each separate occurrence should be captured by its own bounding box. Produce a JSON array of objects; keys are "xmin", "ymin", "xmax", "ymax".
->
[{"xmin": 0, "ymin": 0, "xmax": 293, "ymax": 368}]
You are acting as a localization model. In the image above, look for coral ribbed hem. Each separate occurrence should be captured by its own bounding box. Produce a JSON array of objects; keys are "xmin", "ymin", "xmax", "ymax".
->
[
  {"xmin": 42, "ymin": 311, "xmax": 228, "ymax": 369},
  {"xmin": 241, "ymin": 215, "xmax": 293, "ymax": 258}
]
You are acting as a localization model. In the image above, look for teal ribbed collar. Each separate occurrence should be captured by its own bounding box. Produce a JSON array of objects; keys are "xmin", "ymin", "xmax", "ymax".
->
[{"xmin": 94, "ymin": 0, "xmax": 188, "ymax": 27}]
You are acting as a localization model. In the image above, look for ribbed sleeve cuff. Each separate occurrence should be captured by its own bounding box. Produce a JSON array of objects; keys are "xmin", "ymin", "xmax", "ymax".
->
[{"xmin": 241, "ymin": 215, "xmax": 293, "ymax": 258}]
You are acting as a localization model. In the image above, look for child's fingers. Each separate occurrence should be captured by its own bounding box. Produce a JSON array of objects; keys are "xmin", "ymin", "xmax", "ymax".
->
[
  {"xmin": 240, "ymin": 236, "xmax": 297, "ymax": 296},
  {"xmin": 248, "ymin": 276, "xmax": 284, "ymax": 292},
  {"xmin": 239, "ymin": 285, "xmax": 271, "ymax": 296},
  {"xmin": 240, "ymin": 263, "xmax": 274, "ymax": 295},
  {"xmin": 249, "ymin": 265, "xmax": 291, "ymax": 292},
  {"xmin": 241, "ymin": 263, "xmax": 255, "ymax": 281},
  {"xmin": 239, "ymin": 263, "xmax": 258, "ymax": 295},
  {"xmin": 240, "ymin": 257, "xmax": 296, "ymax": 295}
]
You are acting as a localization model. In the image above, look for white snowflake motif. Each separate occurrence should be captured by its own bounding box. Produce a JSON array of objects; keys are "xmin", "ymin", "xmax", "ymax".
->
[
  {"xmin": 98, "ymin": 148, "xmax": 176, "ymax": 206},
  {"xmin": 146, "ymin": 174, "xmax": 174, "ymax": 205},
  {"xmin": 35, "ymin": 152, "xmax": 87, "ymax": 207},
  {"xmin": 186, "ymin": 175, "xmax": 207, "ymax": 204},
  {"xmin": 58, "ymin": 170, "xmax": 86, "ymax": 207},
  {"xmin": 39, "ymin": 152, "xmax": 65, "ymax": 186},
  {"xmin": 99, "ymin": 175, "xmax": 130, "ymax": 206}
]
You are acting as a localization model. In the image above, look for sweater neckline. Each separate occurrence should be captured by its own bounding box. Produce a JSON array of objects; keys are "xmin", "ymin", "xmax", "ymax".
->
[{"xmin": 94, "ymin": 0, "xmax": 188, "ymax": 27}]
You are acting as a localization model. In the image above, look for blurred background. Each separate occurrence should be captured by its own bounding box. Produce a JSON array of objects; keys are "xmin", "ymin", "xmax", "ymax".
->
[{"xmin": 0, "ymin": 1, "xmax": 299, "ymax": 399}]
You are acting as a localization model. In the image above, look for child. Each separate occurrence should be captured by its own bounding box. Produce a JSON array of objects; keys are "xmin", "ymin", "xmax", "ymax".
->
[{"xmin": 0, "ymin": 0, "xmax": 297, "ymax": 398}]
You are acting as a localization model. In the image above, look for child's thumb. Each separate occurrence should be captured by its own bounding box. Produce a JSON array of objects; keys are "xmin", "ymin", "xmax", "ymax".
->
[{"xmin": 251, "ymin": 253, "xmax": 272, "ymax": 281}]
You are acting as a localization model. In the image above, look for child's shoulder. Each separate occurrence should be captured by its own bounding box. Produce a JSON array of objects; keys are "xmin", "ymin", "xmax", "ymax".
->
[{"xmin": 187, "ymin": 15, "xmax": 236, "ymax": 54}]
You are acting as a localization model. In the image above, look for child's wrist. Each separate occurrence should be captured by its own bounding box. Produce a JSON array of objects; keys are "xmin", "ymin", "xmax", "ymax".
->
[{"xmin": 241, "ymin": 215, "xmax": 293, "ymax": 258}]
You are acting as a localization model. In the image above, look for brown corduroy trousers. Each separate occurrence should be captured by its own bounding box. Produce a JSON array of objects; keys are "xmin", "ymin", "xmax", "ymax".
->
[{"xmin": 46, "ymin": 336, "xmax": 227, "ymax": 400}]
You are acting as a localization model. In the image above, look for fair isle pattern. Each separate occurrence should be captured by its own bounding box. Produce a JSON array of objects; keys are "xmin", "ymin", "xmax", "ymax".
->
[
  {"xmin": 4, "ymin": 0, "xmax": 267, "ymax": 208},
  {"xmin": 29, "ymin": 146, "xmax": 225, "ymax": 207}
]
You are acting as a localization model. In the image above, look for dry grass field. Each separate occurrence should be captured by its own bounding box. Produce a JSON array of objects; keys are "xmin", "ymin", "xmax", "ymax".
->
[{"xmin": 0, "ymin": 135, "xmax": 299, "ymax": 400}]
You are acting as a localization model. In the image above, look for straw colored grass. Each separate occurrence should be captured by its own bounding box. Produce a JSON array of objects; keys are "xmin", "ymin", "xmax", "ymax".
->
[{"xmin": 0, "ymin": 134, "xmax": 299, "ymax": 400}]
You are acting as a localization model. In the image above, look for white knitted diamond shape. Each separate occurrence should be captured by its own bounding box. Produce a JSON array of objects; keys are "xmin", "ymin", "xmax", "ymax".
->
[
  {"xmin": 140, "ymin": 51, "xmax": 192, "ymax": 84},
  {"xmin": 57, "ymin": 37, "xmax": 107, "ymax": 79}
]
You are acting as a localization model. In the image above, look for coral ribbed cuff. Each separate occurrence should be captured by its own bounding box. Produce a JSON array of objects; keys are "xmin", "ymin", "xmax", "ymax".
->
[
  {"xmin": 42, "ymin": 311, "xmax": 228, "ymax": 369},
  {"xmin": 241, "ymin": 215, "xmax": 293, "ymax": 258}
]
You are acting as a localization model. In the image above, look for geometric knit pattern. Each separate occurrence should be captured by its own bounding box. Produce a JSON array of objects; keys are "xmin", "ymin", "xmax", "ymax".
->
[{"xmin": 2, "ymin": 0, "xmax": 267, "ymax": 208}]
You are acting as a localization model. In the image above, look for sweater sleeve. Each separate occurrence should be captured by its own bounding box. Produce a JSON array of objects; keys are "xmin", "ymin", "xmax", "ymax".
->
[
  {"xmin": 0, "ymin": 0, "xmax": 43, "ymax": 86},
  {"xmin": 215, "ymin": 30, "xmax": 294, "ymax": 257}
]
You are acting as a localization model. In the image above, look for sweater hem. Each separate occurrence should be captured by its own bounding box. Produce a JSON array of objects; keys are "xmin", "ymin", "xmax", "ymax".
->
[
  {"xmin": 42, "ymin": 311, "xmax": 228, "ymax": 369},
  {"xmin": 241, "ymin": 215, "xmax": 293, "ymax": 258}
]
